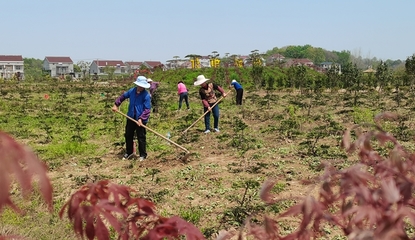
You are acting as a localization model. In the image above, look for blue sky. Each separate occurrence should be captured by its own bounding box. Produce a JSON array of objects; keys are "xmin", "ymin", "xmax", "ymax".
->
[{"xmin": 2, "ymin": 0, "xmax": 414, "ymax": 63}]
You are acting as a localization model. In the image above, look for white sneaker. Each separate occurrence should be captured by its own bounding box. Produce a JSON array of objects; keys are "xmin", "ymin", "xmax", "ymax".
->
[
  {"xmin": 139, "ymin": 157, "xmax": 145, "ymax": 161},
  {"xmin": 204, "ymin": 129, "xmax": 211, "ymax": 134},
  {"xmin": 214, "ymin": 128, "xmax": 220, "ymax": 132}
]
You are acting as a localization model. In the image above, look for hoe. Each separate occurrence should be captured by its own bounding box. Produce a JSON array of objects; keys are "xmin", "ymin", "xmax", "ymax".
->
[
  {"xmin": 115, "ymin": 110, "xmax": 191, "ymax": 162},
  {"xmin": 181, "ymin": 90, "xmax": 232, "ymax": 135}
]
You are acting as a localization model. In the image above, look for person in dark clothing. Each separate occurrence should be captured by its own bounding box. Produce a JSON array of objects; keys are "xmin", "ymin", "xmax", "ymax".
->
[
  {"xmin": 147, "ymin": 78, "xmax": 160, "ymax": 113},
  {"xmin": 112, "ymin": 76, "xmax": 151, "ymax": 161},
  {"xmin": 194, "ymin": 75, "xmax": 227, "ymax": 134},
  {"xmin": 230, "ymin": 79, "xmax": 243, "ymax": 105}
]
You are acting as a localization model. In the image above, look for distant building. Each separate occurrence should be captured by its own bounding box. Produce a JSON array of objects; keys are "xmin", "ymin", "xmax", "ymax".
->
[
  {"xmin": 284, "ymin": 58, "xmax": 314, "ymax": 68},
  {"xmin": 243, "ymin": 55, "xmax": 265, "ymax": 67},
  {"xmin": 141, "ymin": 61, "xmax": 166, "ymax": 71},
  {"xmin": 165, "ymin": 59, "xmax": 188, "ymax": 69},
  {"xmin": 179, "ymin": 60, "xmax": 192, "ymax": 69},
  {"xmin": 199, "ymin": 56, "xmax": 211, "ymax": 68},
  {"xmin": 320, "ymin": 62, "xmax": 342, "ymax": 74},
  {"xmin": 124, "ymin": 61, "xmax": 142, "ymax": 74},
  {"xmin": 43, "ymin": 56, "xmax": 74, "ymax": 77},
  {"xmin": 266, "ymin": 53, "xmax": 285, "ymax": 65},
  {"xmin": 0, "ymin": 55, "xmax": 24, "ymax": 80},
  {"xmin": 89, "ymin": 60, "xmax": 126, "ymax": 75}
]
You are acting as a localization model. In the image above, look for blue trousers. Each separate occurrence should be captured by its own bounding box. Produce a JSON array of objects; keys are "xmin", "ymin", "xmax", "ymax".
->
[
  {"xmin": 179, "ymin": 92, "xmax": 189, "ymax": 109},
  {"xmin": 203, "ymin": 103, "xmax": 219, "ymax": 131}
]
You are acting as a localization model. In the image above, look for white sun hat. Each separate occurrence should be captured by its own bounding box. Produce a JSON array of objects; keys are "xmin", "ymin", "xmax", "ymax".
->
[
  {"xmin": 147, "ymin": 78, "xmax": 153, "ymax": 83},
  {"xmin": 134, "ymin": 76, "xmax": 150, "ymax": 88},
  {"xmin": 232, "ymin": 79, "xmax": 237, "ymax": 83},
  {"xmin": 194, "ymin": 75, "xmax": 209, "ymax": 86}
]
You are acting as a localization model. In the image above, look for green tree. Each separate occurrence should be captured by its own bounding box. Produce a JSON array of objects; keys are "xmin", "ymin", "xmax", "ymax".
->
[
  {"xmin": 76, "ymin": 61, "xmax": 91, "ymax": 79},
  {"xmin": 304, "ymin": 47, "xmax": 325, "ymax": 64},
  {"xmin": 249, "ymin": 50, "xmax": 264, "ymax": 89},
  {"xmin": 385, "ymin": 59, "xmax": 403, "ymax": 69},
  {"xmin": 24, "ymin": 58, "xmax": 43, "ymax": 81},
  {"xmin": 325, "ymin": 64, "xmax": 341, "ymax": 91},
  {"xmin": 373, "ymin": 61, "xmax": 392, "ymax": 107},
  {"xmin": 104, "ymin": 66, "xmax": 116, "ymax": 80},
  {"xmin": 295, "ymin": 65, "xmax": 307, "ymax": 93},
  {"xmin": 73, "ymin": 64, "xmax": 81, "ymax": 73},
  {"xmin": 391, "ymin": 65, "xmax": 407, "ymax": 107},
  {"xmin": 375, "ymin": 60, "xmax": 392, "ymax": 92},
  {"xmin": 335, "ymin": 50, "xmax": 351, "ymax": 67},
  {"xmin": 323, "ymin": 51, "xmax": 339, "ymax": 63},
  {"xmin": 405, "ymin": 54, "xmax": 415, "ymax": 90},
  {"xmin": 284, "ymin": 45, "xmax": 308, "ymax": 59},
  {"xmin": 341, "ymin": 62, "xmax": 361, "ymax": 106},
  {"xmin": 265, "ymin": 46, "xmax": 280, "ymax": 56}
]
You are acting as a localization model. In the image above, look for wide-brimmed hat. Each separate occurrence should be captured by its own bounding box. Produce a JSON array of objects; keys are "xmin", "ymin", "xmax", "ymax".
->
[
  {"xmin": 194, "ymin": 75, "xmax": 209, "ymax": 86},
  {"xmin": 147, "ymin": 78, "xmax": 153, "ymax": 83},
  {"xmin": 134, "ymin": 76, "xmax": 150, "ymax": 88}
]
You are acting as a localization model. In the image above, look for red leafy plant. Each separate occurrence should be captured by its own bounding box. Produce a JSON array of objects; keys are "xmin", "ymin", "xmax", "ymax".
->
[
  {"xmin": 59, "ymin": 180, "xmax": 205, "ymax": 240},
  {"xmin": 220, "ymin": 112, "xmax": 415, "ymax": 240},
  {"xmin": 0, "ymin": 131, "xmax": 53, "ymax": 239},
  {"xmin": 0, "ymin": 131, "xmax": 205, "ymax": 240},
  {"xmin": 0, "ymin": 131, "xmax": 53, "ymax": 213}
]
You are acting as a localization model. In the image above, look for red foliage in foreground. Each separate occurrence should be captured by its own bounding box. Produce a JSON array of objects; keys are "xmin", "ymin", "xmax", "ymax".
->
[
  {"xmin": 221, "ymin": 112, "xmax": 415, "ymax": 240},
  {"xmin": 59, "ymin": 180, "xmax": 205, "ymax": 240},
  {"xmin": 0, "ymin": 131, "xmax": 53, "ymax": 214},
  {"xmin": 0, "ymin": 131, "xmax": 204, "ymax": 240}
]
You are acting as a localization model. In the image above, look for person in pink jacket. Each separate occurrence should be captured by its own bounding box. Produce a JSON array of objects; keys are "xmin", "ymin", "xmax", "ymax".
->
[{"xmin": 177, "ymin": 80, "xmax": 190, "ymax": 110}]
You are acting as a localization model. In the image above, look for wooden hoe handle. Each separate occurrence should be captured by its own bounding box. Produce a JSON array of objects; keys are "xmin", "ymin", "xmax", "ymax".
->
[
  {"xmin": 115, "ymin": 110, "xmax": 189, "ymax": 153},
  {"xmin": 182, "ymin": 90, "xmax": 232, "ymax": 134}
]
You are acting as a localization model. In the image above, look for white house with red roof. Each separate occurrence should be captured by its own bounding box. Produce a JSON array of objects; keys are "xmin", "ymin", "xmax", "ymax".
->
[
  {"xmin": 89, "ymin": 60, "xmax": 126, "ymax": 76},
  {"xmin": 141, "ymin": 61, "xmax": 166, "ymax": 71},
  {"xmin": 0, "ymin": 55, "xmax": 24, "ymax": 80},
  {"xmin": 124, "ymin": 61, "xmax": 142, "ymax": 73},
  {"xmin": 266, "ymin": 53, "xmax": 285, "ymax": 65},
  {"xmin": 285, "ymin": 58, "xmax": 314, "ymax": 68},
  {"xmin": 43, "ymin": 56, "xmax": 74, "ymax": 77}
]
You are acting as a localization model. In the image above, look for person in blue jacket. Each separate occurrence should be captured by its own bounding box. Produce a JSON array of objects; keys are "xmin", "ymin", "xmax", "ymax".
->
[
  {"xmin": 112, "ymin": 76, "xmax": 151, "ymax": 161},
  {"xmin": 230, "ymin": 79, "xmax": 243, "ymax": 105}
]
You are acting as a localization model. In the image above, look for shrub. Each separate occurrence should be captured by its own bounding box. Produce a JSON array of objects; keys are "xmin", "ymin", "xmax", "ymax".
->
[{"xmin": 221, "ymin": 112, "xmax": 415, "ymax": 239}]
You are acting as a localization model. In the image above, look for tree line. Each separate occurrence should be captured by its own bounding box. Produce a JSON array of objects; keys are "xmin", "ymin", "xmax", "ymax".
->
[{"xmin": 265, "ymin": 44, "xmax": 404, "ymax": 70}]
